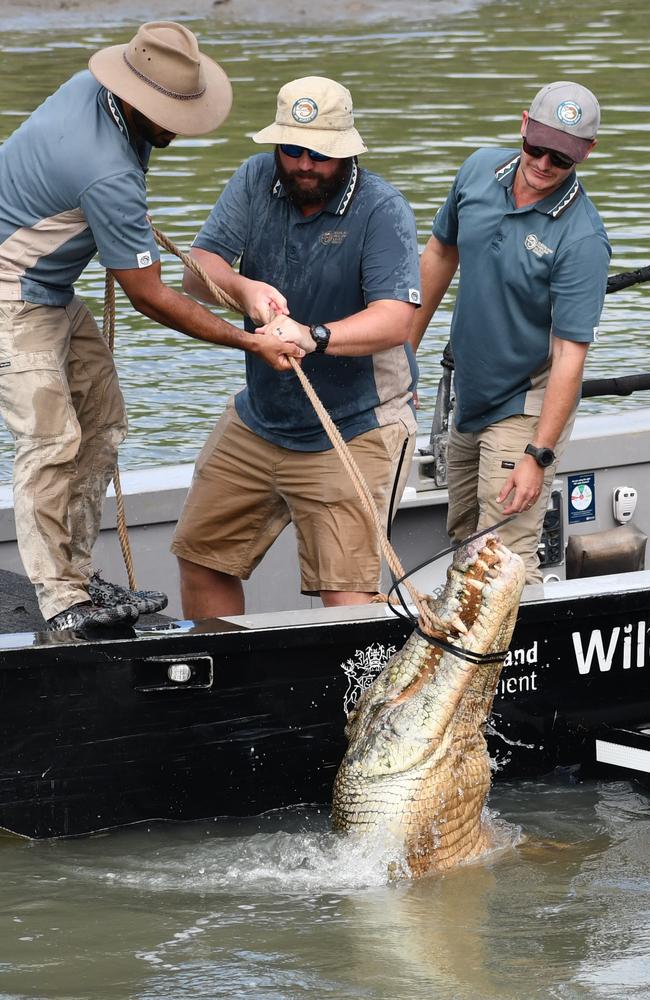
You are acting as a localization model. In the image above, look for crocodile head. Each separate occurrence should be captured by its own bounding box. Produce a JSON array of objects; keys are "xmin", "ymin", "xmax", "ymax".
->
[{"xmin": 332, "ymin": 534, "xmax": 526, "ymax": 876}]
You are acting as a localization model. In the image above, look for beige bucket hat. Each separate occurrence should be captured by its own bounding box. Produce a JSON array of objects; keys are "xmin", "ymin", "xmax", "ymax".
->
[
  {"xmin": 252, "ymin": 76, "xmax": 367, "ymax": 158},
  {"xmin": 89, "ymin": 21, "xmax": 232, "ymax": 136}
]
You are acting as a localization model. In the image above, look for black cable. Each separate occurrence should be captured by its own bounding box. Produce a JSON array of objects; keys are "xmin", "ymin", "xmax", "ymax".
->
[
  {"xmin": 386, "ymin": 436, "xmax": 410, "ymax": 543},
  {"xmin": 388, "ymin": 515, "xmax": 515, "ymax": 605},
  {"xmin": 386, "ymin": 516, "xmax": 516, "ymax": 665},
  {"xmin": 412, "ymin": 625, "xmax": 510, "ymax": 664}
]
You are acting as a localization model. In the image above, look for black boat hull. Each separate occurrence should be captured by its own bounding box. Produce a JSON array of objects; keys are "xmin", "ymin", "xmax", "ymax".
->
[{"xmin": 1, "ymin": 579, "xmax": 649, "ymax": 838}]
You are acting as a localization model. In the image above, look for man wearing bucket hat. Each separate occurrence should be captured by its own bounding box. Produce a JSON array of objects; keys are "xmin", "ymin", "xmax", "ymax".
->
[
  {"xmin": 410, "ymin": 81, "xmax": 611, "ymax": 584},
  {"xmin": 0, "ymin": 22, "xmax": 303, "ymax": 632},
  {"xmin": 173, "ymin": 76, "xmax": 421, "ymax": 618}
]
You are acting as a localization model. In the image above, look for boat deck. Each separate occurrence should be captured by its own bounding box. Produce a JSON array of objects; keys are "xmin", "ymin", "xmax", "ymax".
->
[{"xmin": 0, "ymin": 567, "xmax": 172, "ymax": 634}]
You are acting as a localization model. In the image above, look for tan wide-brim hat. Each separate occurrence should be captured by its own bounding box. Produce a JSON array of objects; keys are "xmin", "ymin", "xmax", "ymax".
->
[
  {"xmin": 252, "ymin": 76, "xmax": 367, "ymax": 158},
  {"xmin": 89, "ymin": 21, "xmax": 232, "ymax": 136}
]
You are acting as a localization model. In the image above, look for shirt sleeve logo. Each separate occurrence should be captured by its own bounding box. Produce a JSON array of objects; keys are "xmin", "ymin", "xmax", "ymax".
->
[
  {"xmin": 408, "ymin": 288, "xmax": 421, "ymax": 304},
  {"xmin": 136, "ymin": 251, "xmax": 153, "ymax": 268}
]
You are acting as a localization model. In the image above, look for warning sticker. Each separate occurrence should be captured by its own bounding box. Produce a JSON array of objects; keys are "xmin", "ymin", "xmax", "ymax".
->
[{"xmin": 568, "ymin": 472, "xmax": 595, "ymax": 524}]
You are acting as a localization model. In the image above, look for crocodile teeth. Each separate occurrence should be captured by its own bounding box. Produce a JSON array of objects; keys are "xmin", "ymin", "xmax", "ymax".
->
[{"xmin": 448, "ymin": 613, "xmax": 468, "ymax": 635}]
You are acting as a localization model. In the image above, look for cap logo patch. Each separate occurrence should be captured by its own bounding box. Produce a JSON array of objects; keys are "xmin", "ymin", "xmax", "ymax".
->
[
  {"xmin": 292, "ymin": 97, "xmax": 318, "ymax": 123},
  {"xmin": 556, "ymin": 100, "xmax": 582, "ymax": 128}
]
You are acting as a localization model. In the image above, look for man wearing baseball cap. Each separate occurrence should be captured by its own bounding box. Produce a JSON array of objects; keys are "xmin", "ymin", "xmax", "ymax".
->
[
  {"xmin": 410, "ymin": 81, "xmax": 611, "ymax": 583},
  {"xmin": 0, "ymin": 22, "xmax": 303, "ymax": 632},
  {"xmin": 174, "ymin": 76, "xmax": 421, "ymax": 619}
]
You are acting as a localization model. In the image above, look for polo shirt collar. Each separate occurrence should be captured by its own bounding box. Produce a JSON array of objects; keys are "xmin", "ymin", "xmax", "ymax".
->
[
  {"xmin": 494, "ymin": 153, "xmax": 581, "ymax": 219},
  {"xmin": 272, "ymin": 157, "xmax": 360, "ymax": 216},
  {"xmin": 100, "ymin": 88, "xmax": 150, "ymax": 171}
]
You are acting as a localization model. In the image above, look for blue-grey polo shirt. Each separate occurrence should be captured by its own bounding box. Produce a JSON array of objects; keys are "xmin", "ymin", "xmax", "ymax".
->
[
  {"xmin": 193, "ymin": 152, "xmax": 420, "ymax": 451},
  {"xmin": 0, "ymin": 71, "xmax": 159, "ymax": 306},
  {"xmin": 432, "ymin": 147, "xmax": 611, "ymax": 433}
]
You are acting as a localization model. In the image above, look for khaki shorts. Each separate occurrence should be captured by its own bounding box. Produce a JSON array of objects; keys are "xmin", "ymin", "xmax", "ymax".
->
[
  {"xmin": 172, "ymin": 401, "xmax": 415, "ymax": 594},
  {"xmin": 446, "ymin": 411, "xmax": 574, "ymax": 584}
]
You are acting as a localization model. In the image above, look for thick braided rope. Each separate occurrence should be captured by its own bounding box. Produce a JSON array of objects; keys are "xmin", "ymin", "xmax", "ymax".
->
[
  {"xmin": 103, "ymin": 271, "xmax": 137, "ymax": 591},
  {"xmin": 151, "ymin": 225, "xmax": 445, "ymax": 635}
]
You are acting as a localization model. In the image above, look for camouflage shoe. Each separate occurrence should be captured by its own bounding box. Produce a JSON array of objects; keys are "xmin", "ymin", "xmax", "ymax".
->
[
  {"xmin": 47, "ymin": 601, "xmax": 139, "ymax": 632},
  {"xmin": 89, "ymin": 572, "xmax": 168, "ymax": 615}
]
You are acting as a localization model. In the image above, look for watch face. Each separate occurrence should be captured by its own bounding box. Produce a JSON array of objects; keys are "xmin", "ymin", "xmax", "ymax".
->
[
  {"xmin": 536, "ymin": 447, "xmax": 555, "ymax": 467},
  {"xmin": 525, "ymin": 443, "xmax": 555, "ymax": 467},
  {"xmin": 310, "ymin": 324, "xmax": 331, "ymax": 352}
]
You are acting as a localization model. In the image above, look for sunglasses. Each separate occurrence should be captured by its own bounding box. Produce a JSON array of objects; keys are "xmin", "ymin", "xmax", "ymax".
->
[
  {"xmin": 522, "ymin": 138, "xmax": 575, "ymax": 170},
  {"xmin": 279, "ymin": 144, "xmax": 331, "ymax": 162}
]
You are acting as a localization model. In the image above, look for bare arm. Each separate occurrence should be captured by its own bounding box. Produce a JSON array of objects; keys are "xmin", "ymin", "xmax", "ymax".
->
[
  {"xmin": 112, "ymin": 261, "xmax": 302, "ymax": 373},
  {"xmin": 497, "ymin": 337, "xmax": 589, "ymax": 514},
  {"xmin": 532, "ymin": 337, "xmax": 589, "ymax": 450},
  {"xmin": 256, "ymin": 298, "xmax": 417, "ymax": 357},
  {"xmin": 182, "ymin": 247, "xmax": 289, "ymax": 327},
  {"xmin": 409, "ymin": 236, "xmax": 459, "ymax": 353}
]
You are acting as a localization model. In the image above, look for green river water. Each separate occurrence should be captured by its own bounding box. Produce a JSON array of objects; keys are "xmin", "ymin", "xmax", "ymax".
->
[{"xmin": 1, "ymin": 0, "xmax": 650, "ymax": 481}]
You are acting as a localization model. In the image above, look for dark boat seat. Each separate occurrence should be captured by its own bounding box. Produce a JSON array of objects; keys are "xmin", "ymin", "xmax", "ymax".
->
[{"xmin": 566, "ymin": 523, "xmax": 647, "ymax": 579}]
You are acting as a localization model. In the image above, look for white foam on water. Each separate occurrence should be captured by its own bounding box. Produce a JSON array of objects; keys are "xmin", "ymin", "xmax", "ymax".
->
[
  {"xmin": 87, "ymin": 802, "xmax": 525, "ymax": 899},
  {"xmin": 96, "ymin": 823, "xmax": 410, "ymax": 894}
]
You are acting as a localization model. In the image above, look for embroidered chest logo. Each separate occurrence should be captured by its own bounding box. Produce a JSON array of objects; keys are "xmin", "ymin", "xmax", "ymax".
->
[
  {"xmin": 320, "ymin": 230, "xmax": 348, "ymax": 246},
  {"xmin": 524, "ymin": 233, "xmax": 553, "ymax": 259}
]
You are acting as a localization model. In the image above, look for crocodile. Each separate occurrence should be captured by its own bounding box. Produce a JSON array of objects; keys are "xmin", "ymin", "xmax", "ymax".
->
[{"xmin": 332, "ymin": 534, "xmax": 526, "ymax": 877}]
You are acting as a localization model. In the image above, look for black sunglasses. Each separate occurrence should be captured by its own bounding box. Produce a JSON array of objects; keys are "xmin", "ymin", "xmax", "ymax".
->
[
  {"xmin": 522, "ymin": 138, "xmax": 575, "ymax": 170},
  {"xmin": 279, "ymin": 144, "xmax": 331, "ymax": 162}
]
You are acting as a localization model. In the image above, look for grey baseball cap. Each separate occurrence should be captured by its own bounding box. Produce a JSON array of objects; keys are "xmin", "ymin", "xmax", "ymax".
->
[{"xmin": 525, "ymin": 81, "xmax": 600, "ymax": 162}]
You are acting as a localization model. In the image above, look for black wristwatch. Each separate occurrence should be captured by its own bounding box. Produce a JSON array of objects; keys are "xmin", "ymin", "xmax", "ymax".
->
[
  {"xmin": 524, "ymin": 443, "xmax": 556, "ymax": 468},
  {"xmin": 309, "ymin": 324, "xmax": 331, "ymax": 354}
]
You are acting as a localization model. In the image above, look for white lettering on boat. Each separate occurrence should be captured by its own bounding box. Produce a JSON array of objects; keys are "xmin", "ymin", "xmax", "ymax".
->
[
  {"xmin": 497, "ymin": 641, "xmax": 539, "ymax": 698},
  {"xmin": 572, "ymin": 620, "xmax": 647, "ymax": 675},
  {"xmin": 496, "ymin": 671, "xmax": 538, "ymax": 698}
]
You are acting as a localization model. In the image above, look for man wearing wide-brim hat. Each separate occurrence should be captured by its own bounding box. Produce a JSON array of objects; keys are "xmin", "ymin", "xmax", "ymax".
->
[
  {"xmin": 0, "ymin": 22, "xmax": 303, "ymax": 633},
  {"xmin": 174, "ymin": 76, "xmax": 422, "ymax": 619},
  {"xmin": 410, "ymin": 80, "xmax": 611, "ymax": 584}
]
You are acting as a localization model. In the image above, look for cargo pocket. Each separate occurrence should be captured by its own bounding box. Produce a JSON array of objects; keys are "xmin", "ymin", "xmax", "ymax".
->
[{"xmin": 0, "ymin": 350, "xmax": 77, "ymax": 442}]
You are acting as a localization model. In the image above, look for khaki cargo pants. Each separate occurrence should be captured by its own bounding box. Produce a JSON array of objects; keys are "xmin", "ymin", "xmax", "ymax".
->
[
  {"xmin": 0, "ymin": 298, "xmax": 127, "ymax": 620},
  {"xmin": 447, "ymin": 412, "xmax": 574, "ymax": 584}
]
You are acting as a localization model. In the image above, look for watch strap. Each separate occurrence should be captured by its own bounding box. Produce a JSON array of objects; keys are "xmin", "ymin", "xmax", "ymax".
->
[{"xmin": 524, "ymin": 443, "xmax": 556, "ymax": 467}]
